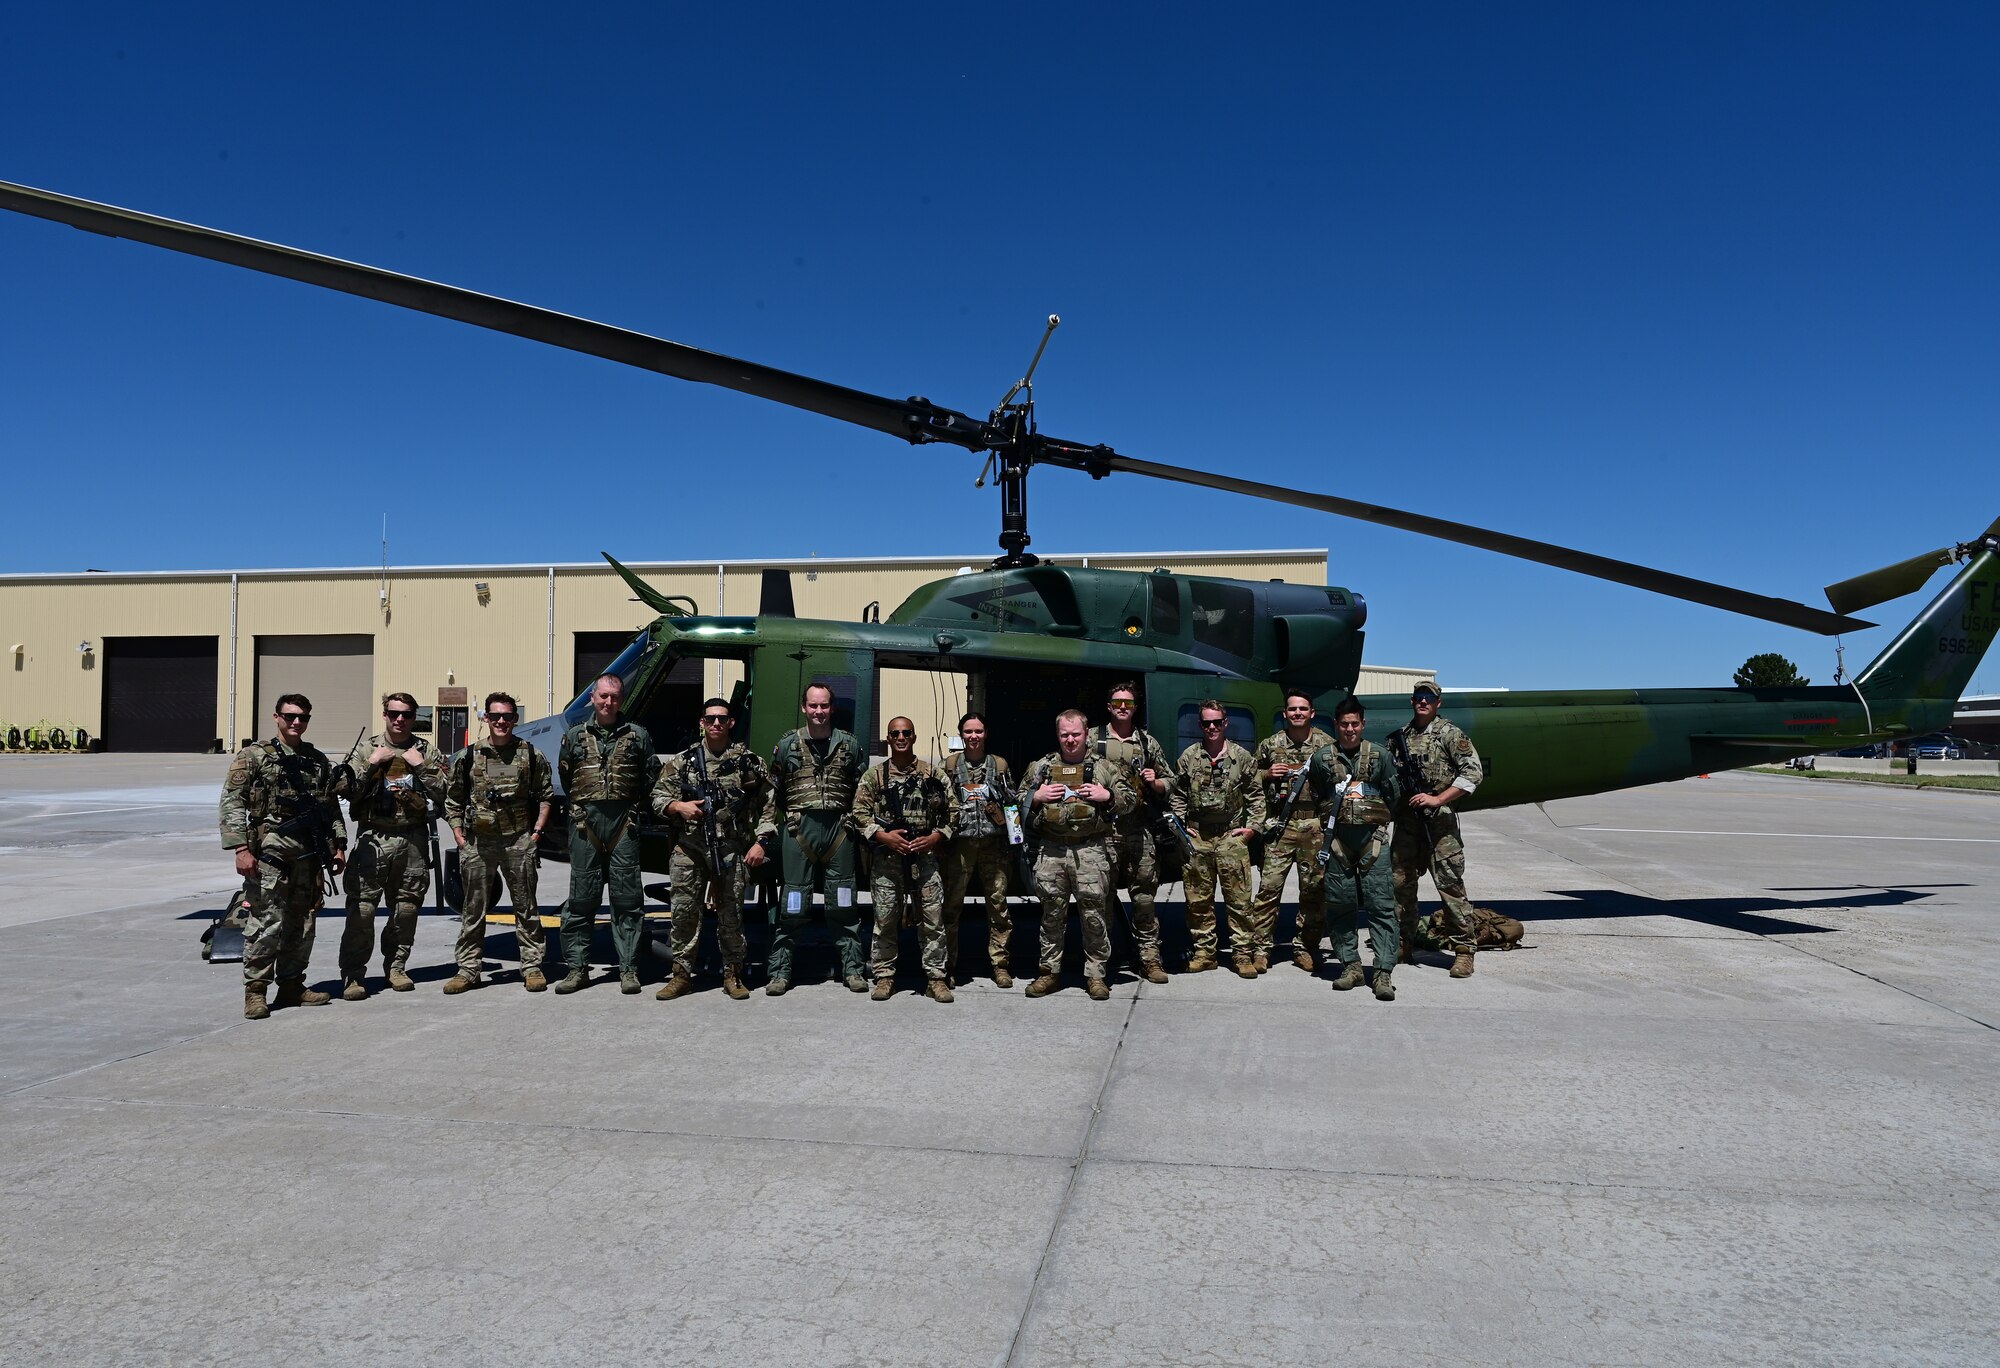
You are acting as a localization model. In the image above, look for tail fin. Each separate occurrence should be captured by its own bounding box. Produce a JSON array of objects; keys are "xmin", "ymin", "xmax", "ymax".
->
[{"xmin": 1854, "ymin": 527, "xmax": 2000, "ymax": 706}]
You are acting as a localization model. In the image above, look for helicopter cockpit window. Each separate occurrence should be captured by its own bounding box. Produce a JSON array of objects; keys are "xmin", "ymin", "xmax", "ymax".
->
[
  {"xmin": 1149, "ymin": 575, "xmax": 1181, "ymax": 635},
  {"xmin": 1189, "ymin": 581, "xmax": 1254, "ymax": 658}
]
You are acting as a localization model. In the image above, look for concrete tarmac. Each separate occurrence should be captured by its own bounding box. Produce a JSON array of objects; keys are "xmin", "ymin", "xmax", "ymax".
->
[{"xmin": 2, "ymin": 755, "xmax": 1994, "ymax": 1366}]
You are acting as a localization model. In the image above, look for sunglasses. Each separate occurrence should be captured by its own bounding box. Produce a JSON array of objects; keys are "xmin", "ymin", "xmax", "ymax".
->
[
  {"xmin": 487, "ymin": 712, "xmax": 517, "ymax": 722},
  {"xmin": 384, "ymin": 710, "xmax": 415, "ymax": 720},
  {"xmin": 702, "ymin": 714, "xmax": 732, "ymax": 724},
  {"xmin": 887, "ymin": 729, "xmax": 915, "ymax": 739},
  {"xmin": 1109, "ymin": 698, "xmax": 1136, "ymax": 707},
  {"xmin": 278, "ymin": 712, "xmax": 309, "ymax": 723},
  {"xmin": 1200, "ymin": 719, "xmax": 1228, "ymax": 729}
]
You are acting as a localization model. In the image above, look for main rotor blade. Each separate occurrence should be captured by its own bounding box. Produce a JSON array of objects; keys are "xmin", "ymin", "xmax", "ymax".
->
[
  {"xmin": 0, "ymin": 179, "xmax": 991, "ymax": 451},
  {"xmin": 1088, "ymin": 450, "xmax": 1875, "ymax": 634},
  {"xmin": 1824, "ymin": 548, "xmax": 1955, "ymax": 616}
]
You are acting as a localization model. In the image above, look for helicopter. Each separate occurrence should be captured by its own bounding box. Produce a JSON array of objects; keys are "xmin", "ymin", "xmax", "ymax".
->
[{"xmin": 4, "ymin": 177, "xmax": 1997, "ymax": 893}]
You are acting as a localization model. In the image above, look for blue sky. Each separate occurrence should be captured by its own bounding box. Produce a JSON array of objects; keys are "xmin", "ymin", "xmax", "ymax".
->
[{"xmin": 3, "ymin": 3, "xmax": 1995, "ymax": 691}]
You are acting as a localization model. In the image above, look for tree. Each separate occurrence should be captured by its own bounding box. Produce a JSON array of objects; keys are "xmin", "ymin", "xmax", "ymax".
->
[{"xmin": 1733, "ymin": 653, "xmax": 1809, "ymax": 688}]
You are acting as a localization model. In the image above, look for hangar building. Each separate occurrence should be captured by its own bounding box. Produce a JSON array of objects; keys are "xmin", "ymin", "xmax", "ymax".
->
[{"xmin": 1, "ymin": 547, "xmax": 1432, "ymax": 755}]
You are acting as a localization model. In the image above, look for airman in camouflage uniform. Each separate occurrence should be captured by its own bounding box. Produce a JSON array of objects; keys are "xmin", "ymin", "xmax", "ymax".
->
[
  {"xmin": 442, "ymin": 692, "xmax": 553, "ymax": 994},
  {"xmin": 1168, "ymin": 702, "xmax": 1264, "ymax": 977},
  {"xmin": 220, "ymin": 694, "xmax": 347, "ymax": 1019},
  {"xmin": 1251, "ymin": 691, "xmax": 1337, "ymax": 972},
  {"xmin": 854, "ymin": 717, "xmax": 955, "ymax": 1002},
  {"xmin": 1387, "ymin": 681, "xmax": 1485, "ymax": 979},
  {"xmin": 554, "ymin": 674, "xmax": 660, "ymax": 995},
  {"xmin": 335, "ymin": 692, "xmax": 449, "ymax": 999},
  {"xmin": 1092, "ymin": 682, "xmax": 1172, "ymax": 979},
  {"xmin": 649, "ymin": 698, "xmax": 771, "ymax": 1002},
  {"xmin": 939, "ymin": 712, "xmax": 1019, "ymax": 986},
  {"xmin": 757, "ymin": 680, "xmax": 869, "ymax": 995},
  {"xmin": 1307, "ymin": 697, "xmax": 1403, "ymax": 1000},
  {"xmin": 1022, "ymin": 709, "xmax": 1136, "ymax": 1000}
]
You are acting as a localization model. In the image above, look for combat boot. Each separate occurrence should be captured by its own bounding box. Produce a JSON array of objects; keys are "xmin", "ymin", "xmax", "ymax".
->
[
  {"xmin": 619, "ymin": 969, "xmax": 641, "ymax": 995},
  {"xmin": 1185, "ymin": 953, "xmax": 1217, "ymax": 973},
  {"xmin": 1371, "ymin": 967, "xmax": 1396, "ymax": 1002},
  {"xmin": 552, "ymin": 967, "xmax": 590, "ymax": 994},
  {"xmin": 274, "ymin": 979, "xmax": 330, "ymax": 1008},
  {"xmin": 1331, "ymin": 961, "xmax": 1364, "ymax": 991},
  {"xmin": 991, "ymin": 962, "xmax": 1014, "ymax": 989},
  {"xmin": 523, "ymin": 967, "xmax": 547, "ymax": 992},
  {"xmin": 1234, "ymin": 958, "xmax": 1258, "ymax": 979},
  {"xmin": 1292, "ymin": 950, "xmax": 1316, "ymax": 972},
  {"xmin": 1450, "ymin": 951, "xmax": 1476, "ymax": 979},
  {"xmin": 1253, "ymin": 952, "xmax": 1269, "ymax": 974},
  {"xmin": 341, "ymin": 977, "xmax": 368, "ymax": 1001},
  {"xmin": 244, "ymin": 986, "xmax": 270, "ymax": 1020},
  {"xmin": 441, "ymin": 971, "xmax": 478, "ymax": 995},
  {"xmin": 844, "ymin": 972, "xmax": 869, "ymax": 993},
  {"xmin": 1085, "ymin": 976, "xmax": 1110, "ymax": 1001},
  {"xmin": 765, "ymin": 978, "xmax": 790, "ymax": 997},
  {"xmin": 925, "ymin": 978, "xmax": 955, "ymax": 1004},
  {"xmin": 655, "ymin": 965, "xmax": 694, "ymax": 1001},
  {"xmin": 1024, "ymin": 974, "xmax": 1060, "ymax": 998},
  {"xmin": 1140, "ymin": 959, "xmax": 1169, "ymax": 985},
  {"xmin": 870, "ymin": 977, "xmax": 895, "ymax": 1001},
  {"xmin": 721, "ymin": 964, "xmax": 750, "ymax": 1001},
  {"xmin": 386, "ymin": 965, "xmax": 415, "ymax": 992}
]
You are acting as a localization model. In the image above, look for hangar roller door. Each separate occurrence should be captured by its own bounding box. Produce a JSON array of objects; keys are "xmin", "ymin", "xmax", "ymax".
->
[
  {"xmin": 254, "ymin": 635, "xmax": 374, "ymax": 749},
  {"xmin": 102, "ymin": 636, "xmax": 219, "ymax": 752}
]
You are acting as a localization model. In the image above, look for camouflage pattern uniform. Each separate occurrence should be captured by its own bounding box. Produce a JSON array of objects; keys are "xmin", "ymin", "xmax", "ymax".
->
[
  {"xmin": 336, "ymin": 732, "xmax": 448, "ymax": 983},
  {"xmin": 444, "ymin": 736, "xmax": 554, "ymax": 978},
  {"xmin": 853, "ymin": 757, "xmax": 954, "ymax": 984},
  {"xmin": 557, "ymin": 718, "xmax": 660, "ymax": 975},
  {"xmin": 939, "ymin": 753, "xmax": 1017, "ymax": 977},
  {"xmin": 1305, "ymin": 740, "xmax": 1403, "ymax": 969},
  {"xmin": 1091, "ymin": 723, "xmax": 1172, "ymax": 969},
  {"xmin": 649, "ymin": 737, "xmax": 770, "ymax": 978},
  {"xmin": 759, "ymin": 727, "xmax": 868, "ymax": 985},
  {"xmin": 1022, "ymin": 754, "xmax": 1135, "ymax": 982},
  {"xmin": 1251, "ymin": 725, "xmax": 1337, "ymax": 964},
  {"xmin": 1387, "ymin": 715, "xmax": 1485, "ymax": 954},
  {"xmin": 1167, "ymin": 739, "xmax": 1265, "ymax": 967},
  {"xmin": 220, "ymin": 738, "xmax": 347, "ymax": 990}
]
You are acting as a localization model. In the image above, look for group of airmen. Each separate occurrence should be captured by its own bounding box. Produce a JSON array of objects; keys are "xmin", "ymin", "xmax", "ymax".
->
[{"xmin": 219, "ymin": 676, "xmax": 1487, "ymax": 1020}]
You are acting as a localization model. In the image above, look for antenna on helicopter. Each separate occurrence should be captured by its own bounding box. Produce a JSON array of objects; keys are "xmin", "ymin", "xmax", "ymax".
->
[{"xmin": 976, "ymin": 315, "xmax": 1060, "ymax": 492}]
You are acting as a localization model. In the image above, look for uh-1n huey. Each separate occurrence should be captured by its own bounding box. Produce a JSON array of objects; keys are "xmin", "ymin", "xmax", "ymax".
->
[{"xmin": 4, "ymin": 177, "xmax": 1998, "ymax": 897}]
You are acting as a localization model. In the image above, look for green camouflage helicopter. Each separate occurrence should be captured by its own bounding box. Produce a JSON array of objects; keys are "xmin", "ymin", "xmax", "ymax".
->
[{"xmin": 4, "ymin": 178, "xmax": 1997, "ymax": 889}]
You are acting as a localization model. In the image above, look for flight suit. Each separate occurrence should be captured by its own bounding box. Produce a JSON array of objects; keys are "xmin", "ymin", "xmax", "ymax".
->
[
  {"xmin": 1091, "ymin": 723, "xmax": 1172, "ymax": 972},
  {"xmin": 1251, "ymin": 726, "xmax": 1336, "ymax": 965},
  {"xmin": 650, "ymin": 738, "xmax": 770, "ymax": 979},
  {"xmin": 220, "ymin": 738, "xmax": 347, "ymax": 992},
  {"xmin": 940, "ymin": 753, "xmax": 1018, "ymax": 977},
  {"xmin": 1305, "ymin": 741, "xmax": 1403, "ymax": 970},
  {"xmin": 853, "ymin": 756, "xmax": 954, "ymax": 985},
  {"xmin": 444, "ymin": 737, "xmax": 554, "ymax": 980},
  {"xmin": 1388, "ymin": 716, "xmax": 1485, "ymax": 954},
  {"xmin": 1022, "ymin": 754, "xmax": 1135, "ymax": 984},
  {"xmin": 337, "ymin": 731, "xmax": 448, "ymax": 984},
  {"xmin": 558, "ymin": 718, "xmax": 659, "ymax": 975},
  {"xmin": 759, "ymin": 727, "xmax": 868, "ymax": 986},
  {"xmin": 1168, "ymin": 739, "xmax": 1264, "ymax": 968}
]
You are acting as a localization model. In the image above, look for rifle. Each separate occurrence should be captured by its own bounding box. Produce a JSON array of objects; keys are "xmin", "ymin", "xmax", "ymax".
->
[
  {"xmin": 264, "ymin": 732, "xmax": 358, "ymax": 897},
  {"xmin": 689, "ymin": 743, "xmax": 736, "ymax": 914},
  {"xmin": 1385, "ymin": 730, "xmax": 1435, "ymax": 861}
]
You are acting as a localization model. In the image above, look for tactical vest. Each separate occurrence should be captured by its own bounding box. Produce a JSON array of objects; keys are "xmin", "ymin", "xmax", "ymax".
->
[
  {"xmin": 867, "ymin": 759, "xmax": 948, "ymax": 837},
  {"xmin": 1261, "ymin": 728, "xmax": 1334, "ymax": 824},
  {"xmin": 459, "ymin": 741, "xmax": 544, "ymax": 837},
  {"xmin": 566, "ymin": 723, "xmax": 651, "ymax": 802},
  {"xmin": 1398, "ymin": 718, "xmax": 1480, "ymax": 801},
  {"xmin": 1325, "ymin": 742, "xmax": 1391, "ymax": 828},
  {"xmin": 674, "ymin": 741, "xmax": 765, "ymax": 849},
  {"xmin": 1092, "ymin": 724, "xmax": 1159, "ymax": 828},
  {"xmin": 1030, "ymin": 758, "xmax": 1115, "ymax": 843},
  {"xmin": 774, "ymin": 728, "xmax": 864, "ymax": 812},
  {"xmin": 356, "ymin": 734, "xmax": 435, "ymax": 830},
  {"xmin": 952, "ymin": 755, "xmax": 1007, "ymax": 840},
  {"xmin": 232, "ymin": 741, "xmax": 337, "ymax": 844},
  {"xmin": 1184, "ymin": 744, "xmax": 1251, "ymax": 832}
]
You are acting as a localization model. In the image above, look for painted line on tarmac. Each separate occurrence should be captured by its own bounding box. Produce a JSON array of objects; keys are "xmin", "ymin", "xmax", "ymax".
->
[{"xmin": 1577, "ymin": 826, "xmax": 2000, "ymax": 845}]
